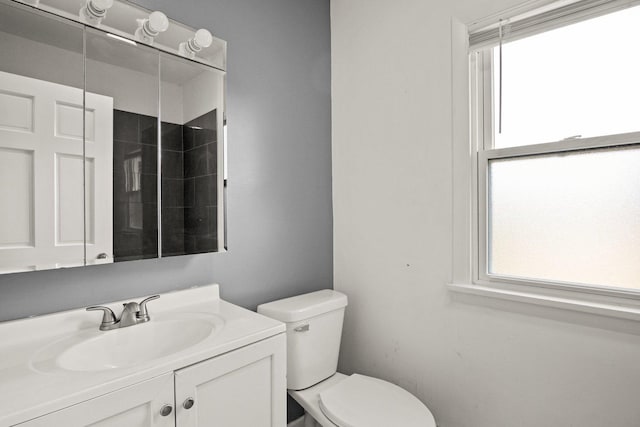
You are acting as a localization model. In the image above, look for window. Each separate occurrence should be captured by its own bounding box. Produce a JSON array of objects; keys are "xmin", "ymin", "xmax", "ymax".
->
[{"xmin": 470, "ymin": 1, "xmax": 640, "ymax": 296}]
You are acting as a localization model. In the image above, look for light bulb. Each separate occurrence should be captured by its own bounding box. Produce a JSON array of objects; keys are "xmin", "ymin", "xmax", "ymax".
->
[
  {"xmin": 79, "ymin": 0, "xmax": 114, "ymax": 26},
  {"xmin": 134, "ymin": 11, "xmax": 169, "ymax": 45},
  {"xmin": 178, "ymin": 29, "xmax": 213, "ymax": 59}
]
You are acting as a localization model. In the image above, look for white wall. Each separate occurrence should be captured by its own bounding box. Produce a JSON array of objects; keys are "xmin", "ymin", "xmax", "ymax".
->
[
  {"xmin": 0, "ymin": 31, "xmax": 183, "ymax": 122},
  {"xmin": 331, "ymin": 1, "xmax": 640, "ymax": 426},
  {"xmin": 182, "ymin": 68, "xmax": 223, "ymax": 124}
]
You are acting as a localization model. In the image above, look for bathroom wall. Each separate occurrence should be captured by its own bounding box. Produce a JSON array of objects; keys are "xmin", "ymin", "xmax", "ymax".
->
[
  {"xmin": 0, "ymin": 0, "xmax": 331, "ymax": 321},
  {"xmin": 331, "ymin": 0, "xmax": 640, "ymax": 426}
]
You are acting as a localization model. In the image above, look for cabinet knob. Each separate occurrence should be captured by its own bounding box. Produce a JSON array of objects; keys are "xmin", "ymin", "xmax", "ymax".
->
[
  {"xmin": 160, "ymin": 404, "xmax": 173, "ymax": 416},
  {"xmin": 183, "ymin": 397, "xmax": 195, "ymax": 410}
]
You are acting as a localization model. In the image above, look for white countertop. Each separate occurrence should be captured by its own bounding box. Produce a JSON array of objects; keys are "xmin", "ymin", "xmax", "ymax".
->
[{"xmin": 0, "ymin": 284, "xmax": 285, "ymax": 426}]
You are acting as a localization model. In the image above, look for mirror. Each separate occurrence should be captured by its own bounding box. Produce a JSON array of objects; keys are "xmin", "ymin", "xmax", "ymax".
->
[
  {"xmin": 0, "ymin": 2, "xmax": 86, "ymax": 273},
  {"xmin": 85, "ymin": 27, "xmax": 160, "ymax": 263},
  {"xmin": 0, "ymin": 0, "xmax": 226, "ymax": 273},
  {"xmin": 160, "ymin": 53, "xmax": 224, "ymax": 257}
]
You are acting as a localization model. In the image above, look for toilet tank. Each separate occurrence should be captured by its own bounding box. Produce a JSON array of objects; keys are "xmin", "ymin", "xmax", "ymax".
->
[{"xmin": 257, "ymin": 290, "xmax": 348, "ymax": 390}]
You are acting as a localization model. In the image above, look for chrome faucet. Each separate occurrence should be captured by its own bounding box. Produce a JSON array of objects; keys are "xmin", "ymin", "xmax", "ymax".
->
[{"xmin": 86, "ymin": 295, "xmax": 159, "ymax": 331}]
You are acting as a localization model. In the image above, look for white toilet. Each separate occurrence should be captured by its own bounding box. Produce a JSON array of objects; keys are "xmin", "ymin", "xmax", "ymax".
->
[{"xmin": 257, "ymin": 290, "xmax": 436, "ymax": 427}]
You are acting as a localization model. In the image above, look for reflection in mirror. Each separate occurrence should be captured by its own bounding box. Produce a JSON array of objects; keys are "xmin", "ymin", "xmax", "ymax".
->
[
  {"xmin": 0, "ymin": 1, "xmax": 85, "ymax": 273},
  {"xmin": 85, "ymin": 27, "xmax": 159, "ymax": 264},
  {"xmin": 160, "ymin": 53, "xmax": 225, "ymax": 256},
  {"xmin": 0, "ymin": 0, "xmax": 226, "ymax": 275}
]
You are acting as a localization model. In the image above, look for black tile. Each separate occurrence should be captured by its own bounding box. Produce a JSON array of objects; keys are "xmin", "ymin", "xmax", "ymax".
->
[
  {"xmin": 182, "ymin": 125, "xmax": 195, "ymax": 152},
  {"xmin": 141, "ymin": 145, "xmax": 158, "ymax": 174},
  {"xmin": 114, "ymin": 201, "xmax": 155, "ymax": 261},
  {"xmin": 113, "ymin": 171, "xmax": 127, "ymax": 202},
  {"xmin": 205, "ymin": 142, "xmax": 217, "ymax": 174},
  {"xmin": 141, "ymin": 174, "xmax": 157, "ymax": 203},
  {"xmin": 184, "ymin": 145, "xmax": 207, "ymax": 178},
  {"xmin": 195, "ymin": 234, "xmax": 217, "ymax": 253},
  {"xmin": 113, "ymin": 110, "xmax": 139, "ymax": 142},
  {"xmin": 161, "ymin": 122, "xmax": 183, "ymax": 152},
  {"xmin": 184, "ymin": 109, "xmax": 217, "ymax": 150},
  {"xmin": 194, "ymin": 127, "xmax": 216, "ymax": 148},
  {"xmin": 194, "ymin": 175, "xmax": 216, "ymax": 207},
  {"xmin": 161, "ymin": 178, "xmax": 183, "ymax": 208},
  {"xmin": 141, "ymin": 202, "xmax": 159, "ymax": 258},
  {"xmin": 161, "ymin": 150, "xmax": 183, "ymax": 179},
  {"xmin": 184, "ymin": 206, "xmax": 207, "ymax": 235},
  {"xmin": 115, "ymin": 140, "xmax": 140, "ymax": 158},
  {"xmin": 113, "ymin": 141, "xmax": 156, "ymax": 176},
  {"xmin": 112, "ymin": 140, "xmax": 125, "ymax": 165},
  {"xmin": 207, "ymin": 206, "xmax": 218, "ymax": 235},
  {"xmin": 113, "ymin": 201, "xmax": 128, "ymax": 231},
  {"xmin": 184, "ymin": 234, "xmax": 197, "ymax": 254},
  {"xmin": 113, "ymin": 141, "xmax": 134, "ymax": 172},
  {"xmin": 161, "ymin": 208, "xmax": 185, "ymax": 256},
  {"xmin": 186, "ymin": 109, "xmax": 217, "ymax": 131},
  {"xmin": 139, "ymin": 114, "xmax": 158, "ymax": 146},
  {"xmin": 142, "ymin": 202, "xmax": 158, "ymax": 226},
  {"xmin": 161, "ymin": 207, "xmax": 184, "ymax": 233},
  {"xmin": 184, "ymin": 178, "xmax": 195, "ymax": 208}
]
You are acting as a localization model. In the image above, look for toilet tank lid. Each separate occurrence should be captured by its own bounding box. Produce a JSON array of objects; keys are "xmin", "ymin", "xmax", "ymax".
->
[{"xmin": 257, "ymin": 290, "xmax": 348, "ymax": 323}]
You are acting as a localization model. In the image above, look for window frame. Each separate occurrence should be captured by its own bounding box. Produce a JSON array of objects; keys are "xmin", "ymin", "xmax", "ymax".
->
[{"xmin": 471, "ymin": 47, "xmax": 640, "ymax": 301}]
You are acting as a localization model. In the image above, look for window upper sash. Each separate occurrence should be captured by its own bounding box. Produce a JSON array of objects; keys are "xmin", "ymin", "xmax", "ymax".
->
[{"xmin": 469, "ymin": 0, "xmax": 640, "ymax": 51}]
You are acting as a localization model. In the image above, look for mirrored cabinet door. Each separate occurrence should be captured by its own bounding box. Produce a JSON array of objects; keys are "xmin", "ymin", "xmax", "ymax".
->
[
  {"xmin": 0, "ymin": 1, "xmax": 85, "ymax": 273},
  {"xmin": 0, "ymin": 0, "xmax": 225, "ymax": 275},
  {"xmin": 160, "ymin": 53, "xmax": 225, "ymax": 257},
  {"xmin": 85, "ymin": 28, "xmax": 160, "ymax": 264}
]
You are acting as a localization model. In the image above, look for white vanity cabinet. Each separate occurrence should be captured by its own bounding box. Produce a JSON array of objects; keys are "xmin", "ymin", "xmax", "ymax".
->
[
  {"xmin": 17, "ymin": 335, "xmax": 286, "ymax": 427},
  {"xmin": 175, "ymin": 333, "xmax": 286, "ymax": 426},
  {"xmin": 17, "ymin": 373, "xmax": 175, "ymax": 427}
]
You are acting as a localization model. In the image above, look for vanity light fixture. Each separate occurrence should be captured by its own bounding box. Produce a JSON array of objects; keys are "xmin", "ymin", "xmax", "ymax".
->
[
  {"xmin": 178, "ymin": 29, "xmax": 213, "ymax": 59},
  {"xmin": 134, "ymin": 11, "xmax": 169, "ymax": 45},
  {"xmin": 79, "ymin": 0, "xmax": 114, "ymax": 26}
]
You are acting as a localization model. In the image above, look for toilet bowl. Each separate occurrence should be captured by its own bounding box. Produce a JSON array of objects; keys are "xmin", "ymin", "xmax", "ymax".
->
[
  {"xmin": 291, "ymin": 372, "xmax": 436, "ymax": 427},
  {"xmin": 257, "ymin": 290, "xmax": 436, "ymax": 427}
]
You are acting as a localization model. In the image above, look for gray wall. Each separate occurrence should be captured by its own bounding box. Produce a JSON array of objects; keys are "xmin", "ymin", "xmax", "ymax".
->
[{"xmin": 0, "ymin": 0, "xmax": 332, "ymax": 321}]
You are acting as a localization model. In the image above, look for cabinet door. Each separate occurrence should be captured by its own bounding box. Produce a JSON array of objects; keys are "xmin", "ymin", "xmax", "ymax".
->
[
  {"xmin": 18, "ymin": 373, "xmax": 175, "ymax": 427},
  {"xmin": 175, "ymin": 334, "xmax": 286, "ymax": 427}
]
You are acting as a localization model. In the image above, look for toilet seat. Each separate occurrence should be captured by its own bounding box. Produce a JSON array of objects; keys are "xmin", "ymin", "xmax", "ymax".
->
[{"xmin": 318, "ymin": 374, "xmax": 436, "ymax": 427}]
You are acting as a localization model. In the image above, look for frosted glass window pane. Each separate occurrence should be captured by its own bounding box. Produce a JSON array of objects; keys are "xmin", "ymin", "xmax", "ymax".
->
[
  {"xmin": 493, "ymin": 6, "xmax": 640, "ymax": 148},
  {"xmin": 488, "ymin": 146, "xmax": 640, "ymax": 290}
]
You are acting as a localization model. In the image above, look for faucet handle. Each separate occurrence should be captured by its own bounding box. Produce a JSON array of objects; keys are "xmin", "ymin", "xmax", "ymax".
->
[
  {"xmin": 137, "ymin": 294, "xmax": 160, "ymax": 322},
  {"xmin": 86, "ymin": 306, "xmax": 117, "ymax": 330}
]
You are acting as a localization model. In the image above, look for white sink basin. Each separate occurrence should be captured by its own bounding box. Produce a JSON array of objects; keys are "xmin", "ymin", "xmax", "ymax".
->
[{"xmin": 31, "ymin": 313, "xmax": 224, "ymax": 373}]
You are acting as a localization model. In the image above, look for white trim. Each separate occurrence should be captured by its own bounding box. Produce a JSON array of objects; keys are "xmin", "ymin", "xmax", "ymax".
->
[
  {"xmin": 448, "ymin": 283, "xmax": 640, "ymax": 322},
  {"xmin": 485, "ymin": 132, "xmax": 640, "ymax": 159},
  {"xmin": 472, "ymin": 9, "xmax": 640, "ymax": 299},
  {"xmin": 451, "ymin": 16, "xmax": 474, "ymax": 284},
  {"xmin": 468, "ymin": 0, "xmax": 578, "ymax": 32},
  {"xmin": 483, "ymin": 274, "xmax": 640, "ymax": 300},
  {"xmin": 450, "ymin": 4, "xmax": 640, "ymax": 322},
  {"xmin": 469, "ymin": 0, "xmax": 640, "ymax": 50}
]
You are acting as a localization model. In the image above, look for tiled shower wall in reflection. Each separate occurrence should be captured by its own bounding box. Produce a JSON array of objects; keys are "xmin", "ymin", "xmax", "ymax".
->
[
  {"xmin": 113, "ymin": 110, "xmax": 158, "ymax": 262},
  {"xmin": 113, "ymin": 109, "xmax": 218, "ymax": 261},
  {"xmin": 180, "ymin": 111, "xmax": 218, "ymax": 255}
]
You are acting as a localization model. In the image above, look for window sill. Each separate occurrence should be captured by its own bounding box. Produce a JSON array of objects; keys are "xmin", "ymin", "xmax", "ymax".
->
[{"xmin": 447, "ymin": 282, "xmax": 640, "ymax": 322}]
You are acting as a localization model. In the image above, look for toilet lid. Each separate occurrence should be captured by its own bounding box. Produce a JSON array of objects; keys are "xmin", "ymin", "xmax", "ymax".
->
[{"xmin": 318, "ymin": 374, "xmax": 436, "ymax": 427}]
